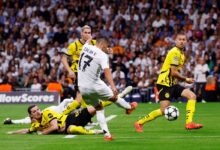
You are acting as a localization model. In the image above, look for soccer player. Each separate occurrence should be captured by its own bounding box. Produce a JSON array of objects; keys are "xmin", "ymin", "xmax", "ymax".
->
[
  {"xmin": 61, "ymin": 25, "xmax": 112, "ymax": 114},
  {"xmin": 3, "ymin": 98, "xmax": 74, "ymax": 124},
  {"xmin": 7, "ymin": 104, "xmax": 103, "ymax": 135},
  {"xmin": 134, "ymin": 33, "xmax": 203, "ymax": 132},
  {"xmin": 3, "ymin": 87, "xmax": 132, "ymax": 125},
  {"xmin": 78, "ymin": 36, "xmax": 138, "ymax": 140}
]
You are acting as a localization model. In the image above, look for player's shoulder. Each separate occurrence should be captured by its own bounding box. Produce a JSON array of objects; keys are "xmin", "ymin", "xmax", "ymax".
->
[
  {"xmin": 68, "ymin": 40, "xmax": 78, "ymax": 47},
  {"xmin": 169, "ymin": 46, "xmax": 179, "ymax": 53},
  {"xmin": 42, "ymin": 108, "xmax": 56, "ymax": 115},
  {"xmin": 168, "ymin": 47, "xmax": 181, "ymax": 56},
  {"xmin": 42, "ymin": 109, "xmax": 58, "ymax": 119},
  {"xmin": 91, "ymin": 40, "xmax": 96, "ymax": 45}
]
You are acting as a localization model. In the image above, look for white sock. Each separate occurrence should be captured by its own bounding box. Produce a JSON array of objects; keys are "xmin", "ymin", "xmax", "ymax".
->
[
  {"xmin": 115, "ymin": 97, "xmax": 131, "ymax": 109},
  {"xmin": 58, "ymin": 98, "xmax": 74, "ymax": 111},
  {"xmin": 96, "ymin": 109, "xmax": 111, "ymax": 137},
  {"xmin": 12, "ymin": 117, "xmax": 31, "ymax": 124}
]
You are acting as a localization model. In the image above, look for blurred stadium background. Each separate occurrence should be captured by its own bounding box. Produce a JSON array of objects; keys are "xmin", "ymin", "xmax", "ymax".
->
[{"xmin": 0, "ymin": 0, "xmax": 220, "ymax": 149}]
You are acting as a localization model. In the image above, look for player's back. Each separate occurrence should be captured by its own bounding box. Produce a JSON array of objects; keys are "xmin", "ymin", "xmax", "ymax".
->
[
  {"xmin": 65, "ymin": 40, "xmax": 96, "ymax": 72},
  {"xmin": 78, "ymin": 43, "xmax": 108, "ymax": 87}
]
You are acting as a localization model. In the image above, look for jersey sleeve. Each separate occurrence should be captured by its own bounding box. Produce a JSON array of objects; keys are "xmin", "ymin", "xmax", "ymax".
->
[
  {"xmin": 29, "ymin": 122, "xmax": 40, "ymax": 133},
  {"xmin": 63, "ymin": 43, "xmax": 76, "ymax": 56},
  {"xmin": 169, "ymin": 50, "xmax": 180, "ymax": 66}
]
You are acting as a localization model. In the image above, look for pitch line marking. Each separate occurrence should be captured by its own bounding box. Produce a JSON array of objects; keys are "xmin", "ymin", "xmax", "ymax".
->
[{"xmin": 64, "ymin": 115, "xmax": 117, "ymax": 138}]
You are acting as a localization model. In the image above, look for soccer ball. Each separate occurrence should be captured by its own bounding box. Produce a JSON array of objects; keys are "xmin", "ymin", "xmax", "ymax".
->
[{"xmin": 164, "ymin": 106, "xmax": 179, "ymax": 121}]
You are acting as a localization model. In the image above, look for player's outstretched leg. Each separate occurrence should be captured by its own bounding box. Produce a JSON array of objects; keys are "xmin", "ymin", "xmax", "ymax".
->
[
  {"xmin": 3, "ymin": 118, "xmax": 13, "ymax": 124},
  {"xmin": 126, "ymin": 102, "xmax": 138, "ymax": 114},
  {"xmin": 134, "ymin": 109, "xmax": 162, "ymax": 132},
  {"xmin": 3, "ymin": 117, "xmax": 31, "ymax": 125},
  {"xmin": 114, "ymin": 96, "xmax": 138, "ymax": 115},
  {"xmin": 68, "ymin": 125, "xmax": 104, "ymax": 135},
  {"xmin": 118, "ymin": 86, "xmax": 133, "ymax": 98},
  {"xmin": 101, "ymin": 86, "xmax": 133, "ymax": 108}
]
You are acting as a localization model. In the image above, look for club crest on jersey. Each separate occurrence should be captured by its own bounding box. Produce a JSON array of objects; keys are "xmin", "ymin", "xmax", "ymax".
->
[
  {"xmin": 48, "ymin": 113, "xmax": 53, "ymax": 118},
  {"xmin": 173, "ymin": 56, "xmax": 178, "ymax": 62},
  {"xmin": 165, "ymin": 93, "xmax": 170, "ymax": 98}
]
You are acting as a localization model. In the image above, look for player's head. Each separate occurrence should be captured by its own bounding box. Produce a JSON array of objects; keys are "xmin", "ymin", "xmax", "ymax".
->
[
  {"xmin": 198, "ymin": 58, "xmax": 205, "ymax": 64},
  {"xmin": 96, "ymin": 37, "xmax": 110, "ymax": 53},
  {"xmin": 81, "ymin": 25, "xmax": 92, "ymax": 42},
  {"xmin": 27, "ymin": 105, "xmax": 42, "ymax": 120},
  {"xmin": 175, "ymin": 33, "xmax": 187, "ymax": 49}
]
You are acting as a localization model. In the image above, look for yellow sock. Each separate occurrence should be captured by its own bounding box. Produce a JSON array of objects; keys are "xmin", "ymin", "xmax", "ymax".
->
[
  {"xmin": 68, "ymin": 125, "xmax": 95, "ymax": 135},
  {"xmin": 62, "ymin": 100, "xmax": 80, "ymax": 115},
  {"xmin": 137, "ymin": 109, "xmax": 162, "ymax": 125},
  {"xmin": 186, "ymin": 99, "xmax": 196, "ymax": 124},
  {"xmin": 80, "ymin": 98, "xmax": 88, "ymax": 108},
  {"xmin": 101, "ymin": 100, "xmax": 113, "ymax": 107}
]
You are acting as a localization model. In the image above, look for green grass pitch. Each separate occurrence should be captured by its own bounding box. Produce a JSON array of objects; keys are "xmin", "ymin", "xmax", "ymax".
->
[{"xmin": 0, "ymin": 102, "xmax": 220, "ymax": 150}]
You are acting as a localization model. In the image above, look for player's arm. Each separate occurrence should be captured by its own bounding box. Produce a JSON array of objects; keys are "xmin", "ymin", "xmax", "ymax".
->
[
  {"xmin": 170, "ymin": 66, "xmax": 194, "ymax": 84},
  {"xmin": 61, "ymin": 54, "xmax": 76, "ymax": 79},
  {"xmin": 7, "ymin": 129, "xmax": 30, "ymax": 134},
  {"xmin": 104, "ymin": 68, "xmax": 118, "ymax": 97},
  {"xmin": 39, "ymin": 119, "xmax": 59, "ymax": 135}
]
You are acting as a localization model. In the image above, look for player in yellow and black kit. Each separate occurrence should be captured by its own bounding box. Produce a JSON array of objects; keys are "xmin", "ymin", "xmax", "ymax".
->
[
  {"xmin": 7, "ymin": 105, "xmax": 103, "ymax": 135},
  {"xmin": 61, "ymin": 25, "xmax": 112, "ymax": 115},
  {"xmin": 134, "ymin": 33, "xmax": 203, "ymax": 132}
]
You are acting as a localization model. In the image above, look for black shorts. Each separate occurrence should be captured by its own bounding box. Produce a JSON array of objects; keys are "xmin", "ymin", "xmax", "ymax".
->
[
  {"xmin": 156, "ymin": 84, "xmax": 185, "ymax": 101},
  {"xmin": 65, "ymin": 108, "xmax": 93, "ymax": 133}
]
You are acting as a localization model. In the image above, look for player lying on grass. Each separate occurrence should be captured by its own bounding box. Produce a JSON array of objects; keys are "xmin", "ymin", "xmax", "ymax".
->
[
  {"xmin": 3, "ymin": 86, "xmax": 132, "ymax": 125},
  {"xmin": 7, "ymin": 104, "xmax": 103, "ymax": 135},
  {"xmin": 4, "ymin": 97, "xmax": 73, "ymax": 124}
]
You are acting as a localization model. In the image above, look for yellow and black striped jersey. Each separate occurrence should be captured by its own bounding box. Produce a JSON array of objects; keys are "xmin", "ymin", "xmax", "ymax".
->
[
  {"xmin": 157, "ymin": 46, "xmax": 185, "ymax": 87},
  {"xmin": 63, "ymin": 39, "xmax": 96, "ymax": 72},
  {"xmin": 29, "ymin": 109, "xmax": 67, "ymax": 132}
]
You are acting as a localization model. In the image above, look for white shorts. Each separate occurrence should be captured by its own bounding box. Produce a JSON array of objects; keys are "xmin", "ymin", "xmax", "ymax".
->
[{"xmin": 79, "ymin": 80, "xmax": 113, "ymax": 106}]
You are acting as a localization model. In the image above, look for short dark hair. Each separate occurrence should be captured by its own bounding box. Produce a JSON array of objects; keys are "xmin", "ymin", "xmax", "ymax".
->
[
  {"xmin": 27, "ymin": 105, "xmax": 37, "ymax": 115},
  {"xmin": 176, "ymin": 33, "xmax": 186, "ymax": 38},
  {"xmin": 96, "ymin": 37, "xmax": 109, "ymax": 45}
]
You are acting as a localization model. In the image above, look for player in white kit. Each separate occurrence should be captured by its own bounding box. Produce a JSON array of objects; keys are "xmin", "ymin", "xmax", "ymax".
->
[{"xmin": 78, "ymin": 36, "xmax": 138, "ymax": 141}]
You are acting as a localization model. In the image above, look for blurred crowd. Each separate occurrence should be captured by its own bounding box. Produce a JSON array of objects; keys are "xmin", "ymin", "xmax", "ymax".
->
[{"xmin": 0, "ymin": 0, "xmax": 219, "ymax": 101}]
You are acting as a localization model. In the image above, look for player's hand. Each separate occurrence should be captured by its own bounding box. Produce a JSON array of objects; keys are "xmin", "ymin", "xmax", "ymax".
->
[
  {"xmin": 107, "ymin": 48, "xmax": 113, "ymax": 54},
  {"xmin": 185, "ymin": 78, "xmax": 194, "ymax": 84},
  {"xmin": 111, "ymin": 87, "xmax": 118, "ymax": 99},
  {"xmin": 86, "ymin": 35, "xmax": 93, "ymax": 44},
  {"xmin": 37, "ymin": 131, "xmax": 43, "ymax": 135},
  {"xmin": 7, "ymin": 131, "xmax": 13, "ymax": 134},
  {"xmin": 68, "ymin": 70, "xmax": 76, "ymax": 82}
]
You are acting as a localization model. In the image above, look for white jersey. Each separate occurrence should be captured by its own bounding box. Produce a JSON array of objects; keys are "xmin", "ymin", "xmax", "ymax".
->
[{"xmin": 78, "ymin": 43, "xmax": 109, "ymax": 87}]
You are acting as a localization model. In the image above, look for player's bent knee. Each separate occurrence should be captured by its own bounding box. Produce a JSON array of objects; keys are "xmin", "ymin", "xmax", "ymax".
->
[
  {"xmin": 87, "ymin": 106, "xmax": 96, "ymax": 115},
  {"xmin": 188, "ymin": 93, "xmax": 196, "ymax": 100},
  {"xmin": 94, "ymin": 104, "xmax": 103, "ymax": 110}
]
